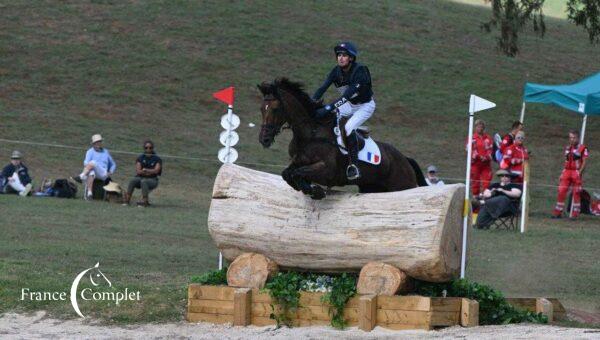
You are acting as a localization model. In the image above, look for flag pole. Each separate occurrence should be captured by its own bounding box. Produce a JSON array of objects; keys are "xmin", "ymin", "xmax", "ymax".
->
[{"xmin": 461, "ymin": 95, "xmax": 475, "ymax": 279}]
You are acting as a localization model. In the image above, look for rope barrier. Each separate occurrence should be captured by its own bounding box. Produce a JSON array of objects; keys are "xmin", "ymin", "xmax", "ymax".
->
[{"xmin": 0, "ymin": 138, "xmax": 597, "ymax": 191}]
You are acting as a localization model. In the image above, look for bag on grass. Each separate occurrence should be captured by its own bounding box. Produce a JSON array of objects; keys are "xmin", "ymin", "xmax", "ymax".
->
[{"xmin": 52, "ymin": 179, "xmax": 77, "ymax": 198}]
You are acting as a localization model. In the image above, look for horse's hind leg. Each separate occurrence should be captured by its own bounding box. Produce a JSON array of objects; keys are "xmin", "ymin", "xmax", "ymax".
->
[{"xmin": 282, "ymin": 165, "xmax": 300, "ymax": 191}]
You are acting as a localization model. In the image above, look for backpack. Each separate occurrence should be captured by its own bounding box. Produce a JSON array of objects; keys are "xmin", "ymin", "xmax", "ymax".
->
[{"xmin": 52, "ymin": 179, "xmax": 78, "ymax": 198}]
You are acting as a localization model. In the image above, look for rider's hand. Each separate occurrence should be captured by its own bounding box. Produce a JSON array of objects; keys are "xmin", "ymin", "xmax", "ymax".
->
[{"xmin": 315, "ymin": 105, "xmax": 331, "ymax": 118}]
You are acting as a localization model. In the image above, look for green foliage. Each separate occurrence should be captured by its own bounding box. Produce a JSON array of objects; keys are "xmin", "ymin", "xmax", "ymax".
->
[
  {"xmin": 264, "ymin": 272, "xmax": 303, "ymax": 327},
  {"xmin": 320, "ymin": 273, "xmax": 357, "ymax": 329},
  {"xmin": 414, "ymin": 279, "xmax": 548, "ymax": 325},
  {"xmin": 190, "ymin": 267, "xmax": 227, "ymax": 285},
  {"xmin": 567, "ymin": 0, "xmax": 600, "ymax": 43},
  {"xmin": 482, "ymin": 0, "xmax": 546, "ymax": 56}
]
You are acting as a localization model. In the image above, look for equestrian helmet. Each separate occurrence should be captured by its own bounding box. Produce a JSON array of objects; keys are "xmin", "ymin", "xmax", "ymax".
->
[{"xmin": 334, "ymin": 41, "xmax": 358, "ymax": 59}]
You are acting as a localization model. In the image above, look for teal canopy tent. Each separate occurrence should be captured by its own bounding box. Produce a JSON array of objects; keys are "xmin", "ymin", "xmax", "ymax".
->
[
  {"xmin": 524, "ymin": 72, "xmax": 600, "ymax": 115},
  {"xmin": 521, "ymin": 71, "xmax": 600, "ymax": 143}
]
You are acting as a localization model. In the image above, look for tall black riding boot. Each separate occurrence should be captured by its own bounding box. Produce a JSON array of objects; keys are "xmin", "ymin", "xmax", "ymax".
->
[{"xmin": 346, "ymin": 131, "xmax": 361, "ymax": 180}]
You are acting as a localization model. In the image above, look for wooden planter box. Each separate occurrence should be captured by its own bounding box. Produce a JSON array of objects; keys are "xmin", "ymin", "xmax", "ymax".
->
[{"xmin": 187, "ymin": 284, "xmax": 479, "ymax": 331}]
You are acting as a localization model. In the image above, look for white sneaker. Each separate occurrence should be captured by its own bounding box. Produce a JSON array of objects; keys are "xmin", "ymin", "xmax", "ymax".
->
[
  {"xmin": 19, "ymin": 183, "xmax": 32, "ymax": 197},
  {"xmin": 85, "ymin": 191, "xmax": 93, "ymax": 201}
]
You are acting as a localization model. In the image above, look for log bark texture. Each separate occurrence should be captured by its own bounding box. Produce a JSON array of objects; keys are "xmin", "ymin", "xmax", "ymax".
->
[
  {"xmin": 227, "ymin": 253, "xmax": 279, "ymax": 289},
  {"xmin": 209, "ymin": 164, "xmax": 466, "ymax": 282},
  {"xmin": 357, "ymin": 262, "xmax": 413, "ymax": 296}
]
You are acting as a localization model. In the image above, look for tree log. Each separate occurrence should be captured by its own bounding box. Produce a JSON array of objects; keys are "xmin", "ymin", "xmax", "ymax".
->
[
  {"xmin": 209, "ymin": 164, "xmax": 466, "ymax": 282},
  {"xmin": 357, "ymin": 262, "xmax": 413, "ymax": 296},
  {"xmin": 227, "ymin": 253, "xmax": 279, "ymax": 289}
]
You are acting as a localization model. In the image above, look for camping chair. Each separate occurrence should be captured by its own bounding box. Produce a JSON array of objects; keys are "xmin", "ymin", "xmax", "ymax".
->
[{"xmin": 491, "ymin": 205, "xmax": 521, "ymax": 231}]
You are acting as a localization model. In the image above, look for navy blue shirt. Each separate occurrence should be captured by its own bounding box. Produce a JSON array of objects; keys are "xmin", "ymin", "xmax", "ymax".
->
[
  {"xmin": 136, "ymin": 154, "xmax": 162, "ymax": 178},
  {"xmin": 312, "ymin": 62, "xmax": 373, "ymax": 105}
]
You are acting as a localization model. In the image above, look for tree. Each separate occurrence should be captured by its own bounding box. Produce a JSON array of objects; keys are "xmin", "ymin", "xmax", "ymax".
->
[
  {"xmin": 481, "ymin": 0, "xmax": 546, "ymax": 57},
  {"xmin": 567, "ymin": 0, "xmax": 600, "ymax": 44}
]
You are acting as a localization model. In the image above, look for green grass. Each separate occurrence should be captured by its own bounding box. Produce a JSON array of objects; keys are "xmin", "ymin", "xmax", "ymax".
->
[{"xmin": 0, "ymin": 0, "xmax": 599, "ymax": 323}]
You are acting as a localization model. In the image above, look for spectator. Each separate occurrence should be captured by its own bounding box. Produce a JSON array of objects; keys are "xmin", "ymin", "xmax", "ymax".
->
[
  {"xmin": 72, "ymin": 134, "xmax": 117, "ymax": 200},
  {"xmin": 552, "ymin": 130, "xmax": 589, "ymax": 219},
  {"xmin": 1, "ymin": 151, "xmax": 33, "ymax": 196},
  {"xmin": 499, "ymin": 121, "xmax": 524, "ymax": 156},
  {"xmin": 122, "ymin": 140, "xmax": 162, "ymax": 207},
  {"xmin": 467, "ymin": 119, "xmax": 493, "ymax": 199},
  {"xmin": 500, "ymin": 130, "xmax": 528, "ymax": 183},
  {"xmin": 425, "ymin": 165, "xmax": 445, "ymax": 186},
  {"xmin": 474, "ymin": 170, "xmax": 522, "ymax": 229}
]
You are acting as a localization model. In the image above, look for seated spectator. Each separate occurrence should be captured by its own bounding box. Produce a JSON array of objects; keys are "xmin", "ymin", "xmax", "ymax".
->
[
  {"xmin": 425, "ymin": 165, "xmax": 445, "ymax": 186},
  {"xmin": 72, "ymin": 134, "xmax": 117, "ymax": 200},
  {"xmin": 473, "ymin": 169, "xmax": 522, "ymax": 229},
  {"xmin": 122, "ymin": 140, "xmax": 162, "ymax": 207},
  {"xmin": 1, "ymin": 151, "xmax": 33, "ymax": 196}
]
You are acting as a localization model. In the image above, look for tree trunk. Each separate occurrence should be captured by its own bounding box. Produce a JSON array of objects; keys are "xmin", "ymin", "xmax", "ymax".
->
[
  {"xmin": 357, "ymin": 262, "xmax": 413, "ymax": 296},
  {"xmin": 226, "ymin": 253, "xmax": 279, "ymax": 289},
  {"xmin": 209, "ymin": 164, "xmax": 466, "ymax": 282}
]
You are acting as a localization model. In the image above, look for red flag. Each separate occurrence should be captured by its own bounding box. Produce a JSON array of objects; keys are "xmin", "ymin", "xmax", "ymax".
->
[{"xmin": 213, "ymin": 86, "xmax": 235, "ymax": 106}]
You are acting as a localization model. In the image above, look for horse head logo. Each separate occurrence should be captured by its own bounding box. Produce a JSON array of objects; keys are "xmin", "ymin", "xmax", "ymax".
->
[{"xmin": 70, "ymin": 262, "xmax": 111, "ymax": 318}]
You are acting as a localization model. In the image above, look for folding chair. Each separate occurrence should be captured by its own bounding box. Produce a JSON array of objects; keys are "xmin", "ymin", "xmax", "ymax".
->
[{"xmin": 491, "ymin": 207, "xmax": 521, "ymax": 231}]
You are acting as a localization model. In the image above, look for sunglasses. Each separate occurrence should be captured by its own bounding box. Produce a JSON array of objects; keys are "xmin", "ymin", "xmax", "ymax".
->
[
  {"xmin": 499, "ymin": 174, "xmax": 510, "ymax": 177},
  {"xmin": 515, "ymin": 137, "xmax": 524, "ymax": 140}
]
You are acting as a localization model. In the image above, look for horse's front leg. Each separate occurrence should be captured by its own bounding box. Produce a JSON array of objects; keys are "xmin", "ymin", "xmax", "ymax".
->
[
  {"xmin": 291, "ymin": 160, "xmax": 328, "ymax": 200},
  {"xmin": 282, "ymin": 164, "xmax": 300, "ymax": 191}
]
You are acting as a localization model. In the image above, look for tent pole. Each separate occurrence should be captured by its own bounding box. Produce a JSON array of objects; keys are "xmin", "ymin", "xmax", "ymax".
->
[
  {"xmin": 461, "ymin": 108, "xmax": 475, "ymax": 279},
  {"xmin": 520, "ymin": 102, "xmax": 526, "ymax": 123},
  {"xmin": 580, "ymin": 114, "xmax": 588, "ymax": 144},
  {"xmin": 570, "ymin": 114, "xmax": 588, "ymax": 218}
]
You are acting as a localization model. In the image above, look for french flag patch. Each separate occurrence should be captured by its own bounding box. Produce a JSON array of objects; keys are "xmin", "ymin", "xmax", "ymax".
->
[{"xmin": 367, "ymin": 152, "xmax": 380, "ymax": 163}]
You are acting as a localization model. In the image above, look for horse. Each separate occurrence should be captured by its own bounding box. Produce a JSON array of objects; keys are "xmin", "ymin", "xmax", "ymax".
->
[{"xmin": 258, "ymin": 78, "xmax": 426, "ymax": 199}]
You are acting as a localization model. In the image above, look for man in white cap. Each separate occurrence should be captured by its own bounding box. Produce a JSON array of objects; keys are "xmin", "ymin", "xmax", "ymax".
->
[
  {"xmin": 425, "ymin": 165, "xmax": 445, "ymax": 186},
  {"xmin": 72, "ymin": 134, "xmax": 117, "ymax": 200},
  {"xmin": 1, "ymin": 150, "xmax": 33, "ymax": 196}
]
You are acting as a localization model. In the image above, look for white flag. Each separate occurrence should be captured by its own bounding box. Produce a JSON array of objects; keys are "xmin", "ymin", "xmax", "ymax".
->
[{"xmin": 469, "ymin": 94, "xmax": 496, "ymax": 113}]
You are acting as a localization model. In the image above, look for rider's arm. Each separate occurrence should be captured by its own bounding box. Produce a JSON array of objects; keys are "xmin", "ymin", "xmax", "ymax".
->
[
  {"xmin": 320, "ymin": 66, "xmax": 369, "ymax": 114},
  {"xmin": 312, "ymin": 68, "xmax": 335, "ymax": 101}
]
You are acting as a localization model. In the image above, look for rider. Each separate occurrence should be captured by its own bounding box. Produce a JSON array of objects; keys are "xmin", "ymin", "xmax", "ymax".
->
[{"xmin": 312, "ymin": 41, "xmax": 374, "ymax": 180}]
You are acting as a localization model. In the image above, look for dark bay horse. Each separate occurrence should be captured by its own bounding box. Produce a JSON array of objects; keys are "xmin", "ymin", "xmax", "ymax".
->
[{"xmin": 258, "ymin": 78, "xmax": 426, "ymax": 199}]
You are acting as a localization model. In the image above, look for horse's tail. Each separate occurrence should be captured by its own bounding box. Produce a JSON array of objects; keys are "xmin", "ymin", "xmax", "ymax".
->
[{"xmin": 407, "ymin": 157, "xmax": 428, "ymax": 187}]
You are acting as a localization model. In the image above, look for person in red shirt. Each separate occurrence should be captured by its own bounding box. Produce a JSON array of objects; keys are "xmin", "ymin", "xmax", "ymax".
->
[
  {"xmin": 500, "ymin": 131, "xmax": 529, "ymax": 183},
  {"xmin": 468, "ymin": 119, "xmax": 494, "ymax": 199},
  {"xmin": 552, "ymin": 130, "xmax": 589, "ymax": 218},
  {"xmin": 500, "ymin": 121, "xmax": 524, "ymax": 156}
]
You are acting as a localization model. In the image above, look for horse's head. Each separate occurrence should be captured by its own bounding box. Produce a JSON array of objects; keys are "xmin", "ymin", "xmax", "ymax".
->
[
  {"xmin": 257, "ymin": 81, "xmax": 287, "ymax": 148},
  {"xmin": 88, "ymin": 262, "xmax": 112, "ymax": 288}
]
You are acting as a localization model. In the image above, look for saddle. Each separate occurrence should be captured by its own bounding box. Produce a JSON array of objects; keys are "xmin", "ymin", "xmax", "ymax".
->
[{"xmin": 335, "ymin": 116, "xmax": 381, "ymax": 165}]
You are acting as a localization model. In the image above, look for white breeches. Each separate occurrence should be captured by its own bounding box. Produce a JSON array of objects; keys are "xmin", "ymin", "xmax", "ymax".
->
[
  {"xmin": 8, "ymin": 172, "xmax": 26, "ymax": 192},
  {"xmin": 338, "ymin": 99, "xmax": 376, "ymax": 135}
]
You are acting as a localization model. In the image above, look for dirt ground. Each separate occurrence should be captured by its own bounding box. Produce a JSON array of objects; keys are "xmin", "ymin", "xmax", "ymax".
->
[{"xmin": 2, "ymin": 312, "xmax": 600, "ymax": 340}]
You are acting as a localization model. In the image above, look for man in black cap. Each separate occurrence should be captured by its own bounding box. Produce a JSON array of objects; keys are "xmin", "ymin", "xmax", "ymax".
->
[{"xmin": 474, "ymin": 169, "xmax": 522, "ymax": 229}]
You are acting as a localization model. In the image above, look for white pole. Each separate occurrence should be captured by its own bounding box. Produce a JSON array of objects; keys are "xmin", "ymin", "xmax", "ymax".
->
[
  {"xmin": 519, "ymin": 102, "xmax": 526, "ymax": 123},
  {"xmin": 461, "ymin": 103, "xmax": 475, "ymax": 279},
  {"xmin": 580, "ymin": 114, "xmax": 588, "ymax": 144},
  {"xmin": 520, "ymin": 180, "xmax": 527, "ymax": 233},
  {"xmin": 219, "ymin": 252, "xmax": 223, "ymax": 270},
  {"xmin": 225, "ymin": 104, "xmax": 233, "ymax": 163},
  {"xmin": 569, "ymin": 114, "xmax": 588, "ymax": 218}
]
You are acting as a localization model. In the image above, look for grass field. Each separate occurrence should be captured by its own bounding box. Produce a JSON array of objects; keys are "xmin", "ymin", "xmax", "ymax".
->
[{"xmin": 0, "ymin": 0, "xmax": 599, "ymax": 325}]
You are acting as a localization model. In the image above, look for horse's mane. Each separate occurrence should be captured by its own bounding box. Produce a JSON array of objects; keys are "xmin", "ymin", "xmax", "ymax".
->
[{"xmin": 274, "ymin": 77, "xmax": 321, "ymax": 112}]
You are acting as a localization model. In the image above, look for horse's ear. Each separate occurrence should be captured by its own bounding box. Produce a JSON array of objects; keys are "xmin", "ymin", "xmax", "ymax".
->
[{"xmin": 257, "ymin": 82, "xmax": 271, "ymax": 96}]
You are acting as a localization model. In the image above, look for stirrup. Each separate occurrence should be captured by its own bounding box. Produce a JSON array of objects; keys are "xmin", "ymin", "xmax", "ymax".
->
[{"xmin": 346, "ymin": 164, "xmax": 361, "ymax": 180}]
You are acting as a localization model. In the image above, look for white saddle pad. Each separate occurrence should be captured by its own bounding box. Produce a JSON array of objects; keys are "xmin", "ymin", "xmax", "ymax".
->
[{"xmin": 334, "ymin": 127, "xmax": 382, "ymax": 165}]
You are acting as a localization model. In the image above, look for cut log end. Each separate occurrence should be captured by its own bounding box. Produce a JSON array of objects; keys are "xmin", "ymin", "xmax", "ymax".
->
[
  {"xmin": 357, "ymin": 262, "xmax": 414, "ymax": 296},
  {"xmin": 227, "ymin": 253, "xmax": 279, "ymax": 289}
]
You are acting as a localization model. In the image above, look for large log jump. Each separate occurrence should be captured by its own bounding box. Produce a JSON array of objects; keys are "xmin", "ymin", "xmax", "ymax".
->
[{"xmin": 208, "ymin": 164, "xmax": 466, "ymax": 282}]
